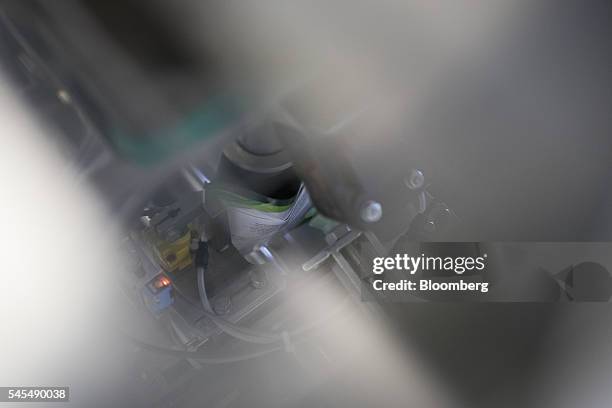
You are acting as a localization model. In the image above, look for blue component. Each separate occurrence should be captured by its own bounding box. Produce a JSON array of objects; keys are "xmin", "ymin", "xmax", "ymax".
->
[{"xmin": 142, "ymin": 284, "xmax": 174, "ymax": 315}]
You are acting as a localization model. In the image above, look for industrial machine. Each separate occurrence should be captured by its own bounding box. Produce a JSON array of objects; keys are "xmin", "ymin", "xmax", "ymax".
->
[{"xmin": 2, "ymin": 1, "xmax": 612, "ymax": 407}]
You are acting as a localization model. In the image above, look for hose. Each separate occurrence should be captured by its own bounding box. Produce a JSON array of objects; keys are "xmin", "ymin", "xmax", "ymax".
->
[
  {"xmin": 194, "ymin": 240, "xmax": 352, "ymax": 346},
  {"xmin": 198, "ymin": 265, "xmax": 279, "ymax": 344},
  {"xmin": 194, "ymin": 238, "xmax": 212, "ymax": 314},
  {"xmin": 195, "ymin": 241, "xmax": 281, "ymax": 344},
  {"xmin": 121, "ymin": 246, "xmax": 353, "ymax": 363}
]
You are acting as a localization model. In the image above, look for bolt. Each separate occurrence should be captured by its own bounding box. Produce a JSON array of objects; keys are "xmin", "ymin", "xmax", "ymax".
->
[
  {"xmin": 57, "ymin": 89, "xmax": 72, "ymax": 104},
  {"xmin": 245, "ymin": 245, "xmax": 270, "ymax": 265},
  {"xmin": 360, "ymin": 200, "xmax": 383, "ymax": 223},
  {"xmin": 213, "ymin": 296, "xmax": 232, "ymax": 315},
  {"xmin": 423, "ymin": 220, "xmax": 436, "ymax": 233},
  {"xmin": 406, "ymin": 169, "xmax": 425, "ymax": 190},
  {"xmin": 249, "ymin": 270, "xmax": 266, "ymax": 289}
]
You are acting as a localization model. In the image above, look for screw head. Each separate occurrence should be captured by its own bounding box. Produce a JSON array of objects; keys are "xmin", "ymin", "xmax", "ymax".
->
[
  {"xmin": 213, "ymin": 296, "xmax": 232, "ymax": 315},
  {"xmin": 360, "ymin": 200, "xmax": 383, "ymax": 223},
  {"xmin": 249, "ymin": 270, "xmax": 266, "ymax": 289},
  {"xmin": 423, "ymin": 220, "xmax": 436, "ymax": 233},
  {"xmin": 406, "ymin": 169, "xmax": 425, "ymax": 190},
  {"xmin": 57, "ymin": 89, "xmax": 72, "ymax": 104}
]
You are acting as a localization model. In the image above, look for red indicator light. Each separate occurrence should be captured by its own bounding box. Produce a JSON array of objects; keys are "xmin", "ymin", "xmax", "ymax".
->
[{"xmin": 153, "ymin": 275, "xmax": 172, "ymax": 289}]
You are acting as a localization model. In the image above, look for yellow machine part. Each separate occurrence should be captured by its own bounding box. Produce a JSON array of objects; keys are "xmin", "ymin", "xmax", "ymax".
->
[{"xmin": 147, "ymin": 229, "xmax": 193, "ymax": 273}]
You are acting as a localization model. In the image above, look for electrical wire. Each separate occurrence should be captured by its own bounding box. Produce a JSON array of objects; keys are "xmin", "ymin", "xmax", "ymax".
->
[
  {"xmin": 186, "ymin": 240, "xmax": 354, "ymax": 346},
  {"xmin": 197, "ymin": 265, "xmax": 279, "ymax": 344},
  {"xmin": 195, "ymin": 241, "xmax": 284, "ymax": 344}
]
